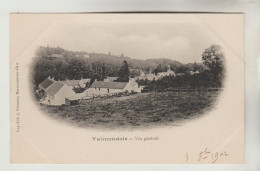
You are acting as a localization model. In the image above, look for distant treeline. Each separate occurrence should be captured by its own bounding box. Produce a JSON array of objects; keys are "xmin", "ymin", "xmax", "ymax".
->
[
  {"xmin": 137, "ymin": 70, "xmax": 223, "ymax": 90},
  {"xmin": 138, "ymin": 44, "xmax": 225, "ymax": 89},
  {"xmin": 32, "ymin": 46, "xmax": 209, "ymax": 90}
]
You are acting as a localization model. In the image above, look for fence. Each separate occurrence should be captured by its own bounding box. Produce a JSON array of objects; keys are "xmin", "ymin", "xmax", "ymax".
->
[{"xmin": 142, "ymin": 88, "xmax": 223, "ymax": 93}]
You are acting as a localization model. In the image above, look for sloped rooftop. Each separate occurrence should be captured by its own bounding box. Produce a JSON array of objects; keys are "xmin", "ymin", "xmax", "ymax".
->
[
  {"xmin": 45, "ymin": 82, "xmax": 65, "ymax": 96},
  {"xmin": 39, "ymin": 78, "xmax": 55, "ymax": 90},
  {"xmin": 90, "ymin": 81, "xmax": 128, "ymax": 89}
]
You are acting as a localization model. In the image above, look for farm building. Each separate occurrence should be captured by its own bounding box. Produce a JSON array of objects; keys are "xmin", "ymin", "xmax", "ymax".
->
[
  {"xmin": 39, "ymin": 82, "xmax": 75, "ymax": 106},
  {"xmin": 38, "ymin": 76, "xmax": 141, "ymax": 106},
  {"xmin": 137, "ymin": 65, "xmax": 176, "ymax": 81},
  {"xmin": 39, "ymin": 77, "xmax": 55, "ymax": 90},
  {"xmin": 39, "ymin": 78, "xmax": 76, "ymax": 106},
  {"xmin": 137, "ymin": 69, "xmax": 157, "ymax": 81},
  {"xmin": 189, "ymin": 71, "xmax": 200, "ymax": 75},
  {"xmin": 85, "ymin": 79, "xmax": 142, "ymax": 96},
  {"xmin": 157, "ymin": 65, "xmax": 176, "ymax": 78},
  {"xmin": 60, "ymin": 78, "xmax": 90, "ymax": 88},
  {"xmin": 65, "ymin": 93, "xmax": 92, "ymax": 106},
  {"xmin": 40, "ymin": 76, "xmax": 91, "ymax": 89},
  {"xmin": 65, "ymin": 96, "xmax": 80, "ymax": 106}
]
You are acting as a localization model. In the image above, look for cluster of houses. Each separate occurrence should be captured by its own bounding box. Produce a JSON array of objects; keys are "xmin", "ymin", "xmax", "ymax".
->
[
  {"xmin": 38, "ymin": 65, "xmax": 200, "ymax": 106},
  {"xmin": 136, "ymin": 65, "xmax": 176, "ymax": 81},
  {"xmin": 38, "ymin": 76, "xmax": 142, "ymax": 106},
  {"xmin": 136, "ymin": 65, "xmax": 200, "ymax": 81}
]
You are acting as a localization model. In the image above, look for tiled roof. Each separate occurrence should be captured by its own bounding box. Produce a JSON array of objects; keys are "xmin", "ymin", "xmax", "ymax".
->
[
  {"xmin": 90, "ymin": 81, "xmax": 128, "ymax": 89},
  {"xmin": 60, "ymin": 79, "xmax": 91, "ymax": 86},
  {"xmin": 46, "ymin": 82, "xmax": 65, "ymax": 96},
  {"xmin": 39, "ymin": 78, "xmax": 55, "ymax": 90}
]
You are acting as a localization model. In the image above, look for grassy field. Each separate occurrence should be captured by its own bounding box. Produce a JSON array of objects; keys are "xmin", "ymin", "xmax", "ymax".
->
[{"xmin": 39, "ymin": 91, "xmax": 220, "ymax": 129}]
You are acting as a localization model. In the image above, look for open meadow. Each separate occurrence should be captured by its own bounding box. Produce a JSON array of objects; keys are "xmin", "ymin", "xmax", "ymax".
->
[{"xmin": 39, "ymin": 91, "xmax": 220, "ymax": 129}]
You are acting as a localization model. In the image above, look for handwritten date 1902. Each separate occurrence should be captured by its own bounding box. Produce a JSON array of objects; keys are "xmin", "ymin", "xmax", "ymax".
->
[{"xmin": 186, "ymin": 147, "xmax": 229, "ymax": 163}]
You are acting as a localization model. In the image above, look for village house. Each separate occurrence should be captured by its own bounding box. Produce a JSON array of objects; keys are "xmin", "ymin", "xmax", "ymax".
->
[
  {"xmin": 60, "ymin": 78, "xmax": 90, "ymax": 88},
  {"xmin": 137, "ymin": 69, "xmax": 157, "ymax": 81},
  {"xmin": 38, "ymin": 76, "xmax": 91, "ymax": 106},
  {"xmin": 157, "ymin": 65, "xmax": 176, "ymax": 78},
  {"xmin": 38, "ymin": 77, "xmax": 55, "ymax": 91},
  {"xmin": 65, "ymin": 92, "xmax": 92, "ymax": 106},
  {"xmin": 38, "ymin": 76, "xmax": 141, "ymax": 106},
  {"xmin": 85, "ymin": 78, "xmax": 142, "ymax": 97},
  {"xmin": 137, "ymin": 65, "xmax": 176, "ymax": 81},
  {"xmin": 38, "ymin": 77, "xmax": 75, "ymax": 106},
  {"xmin": 189, "ymin": 70, "xmax": 200, "ymax": 75},
  {"xmin": 175, "ymin": 71, "xmax": 200, "ymax": 77}
]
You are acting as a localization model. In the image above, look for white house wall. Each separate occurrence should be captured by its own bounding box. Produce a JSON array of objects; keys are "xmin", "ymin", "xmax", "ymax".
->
[
  {"xmin": 124, "ymin": 83, "xmax": 142, "ymax": 93},
  {"xmin": 123, "ymin": 83, "xmax": 133, "ymax": 92},
  {"xmin": 86, "ymin": 88, "xmax": 125, "ymax": 96},
  {"xmin": 56, "ymin": 86, "xmax": 75, "ymax": 105},
  {"xmin": 45, "ymin": 85, "xmax": 75, "ymax": 106},
  {"xmin": 132, "ymin": 84, "xmax": 142, "ymax": 93}
]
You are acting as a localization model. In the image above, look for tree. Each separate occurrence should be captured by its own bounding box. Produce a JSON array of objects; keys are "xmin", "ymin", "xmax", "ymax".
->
[
  {"xmin": 202, "ymin": 44, "xmax": 225, "ymax": 86},
  {"xmin": 202, "ymin": 45, "xmax": 224, "ymax": 72},
  {"xmin": 154, "ymin": 64, "xmax": 164, "ymax": 75},
  {"xmin": 177, "ymin": 65, "xmax": 191, "ymax": 74},
  {"xmin": 129, "ymin": 69, "xmax": 141, "ymax": 78},
  {"xmin": 117, "ymin": 60, "xmax": 129, "ymax": 82},
  {"xmin": 193, "ymin": 62, "xmax": 206, "ymax": 72}
]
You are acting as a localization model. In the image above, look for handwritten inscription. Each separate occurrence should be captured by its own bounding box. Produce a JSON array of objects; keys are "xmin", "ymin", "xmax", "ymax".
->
[{"xmin": 186, "ymin": 147, "xmax": 229, "ymax": 163}]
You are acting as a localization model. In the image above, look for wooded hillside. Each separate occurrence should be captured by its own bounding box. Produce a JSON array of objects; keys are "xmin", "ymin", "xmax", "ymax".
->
[{"xmin": 32, "ymin": 46, "xmax": 207, "ymax": 90}]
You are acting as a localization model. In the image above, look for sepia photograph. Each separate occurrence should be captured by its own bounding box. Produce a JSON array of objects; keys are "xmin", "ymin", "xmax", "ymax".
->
[
  {"xmin": 10, "ymin": 13, "xmax": 244, "ymax": 164},
  {"xmin": 32, "ymin": 40, "xmax": 225, "ymax": 129}
]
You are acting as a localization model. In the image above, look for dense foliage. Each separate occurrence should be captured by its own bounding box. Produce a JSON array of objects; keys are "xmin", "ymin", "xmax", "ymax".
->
[
  {"xmin": 202, "ymin": 45, "xmax": 225, "ymax": 85},
  {"xmin": 138, "ymin": 70, "xmax": 220, "ymax": 90},
  {"xmin": 116, "ymin": 60, "xmax": 130, "ymax": 82},
  {"xmin": 137, "ymin": 44, "xmax": 225, "ymax": 89},
  {"xmin": 32, "ymin": 45, "xmax": 224, "ymax": 91}
]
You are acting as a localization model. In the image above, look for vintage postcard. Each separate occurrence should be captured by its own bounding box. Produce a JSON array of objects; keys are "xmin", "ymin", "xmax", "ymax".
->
[{"xmin": 10, "ymin": 13, "xmax": 244, "ymax": 164}]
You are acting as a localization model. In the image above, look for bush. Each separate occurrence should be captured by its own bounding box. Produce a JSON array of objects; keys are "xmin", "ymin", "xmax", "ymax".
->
[{"xmin": 139, "ymin": 70, "xmax": 224, "ymax": 91}]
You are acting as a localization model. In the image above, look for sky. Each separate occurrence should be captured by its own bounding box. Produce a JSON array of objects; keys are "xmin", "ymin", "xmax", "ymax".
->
[{"xmin": 40, "ymin": 15, "xmax": 220, "ymax": 63}]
